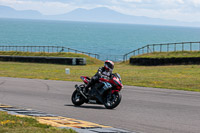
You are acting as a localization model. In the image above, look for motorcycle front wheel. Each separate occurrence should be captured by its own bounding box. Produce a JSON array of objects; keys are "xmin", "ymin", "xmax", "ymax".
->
[
  {"xmin": 71, "ymin": 90, "xmax": 85, "ymax": 106},
  {"xmin": 103, "ymin": 91, "xmax": 122, "ymax": 109}
]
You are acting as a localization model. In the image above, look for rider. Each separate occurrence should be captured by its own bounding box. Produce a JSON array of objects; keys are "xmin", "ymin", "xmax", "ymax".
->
[{"xmin": 85, "ymin": 60, "xmax": 114, "ymax": 94}]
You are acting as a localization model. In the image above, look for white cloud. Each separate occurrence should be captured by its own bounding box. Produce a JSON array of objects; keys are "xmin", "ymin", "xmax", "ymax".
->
[
  {"xmin": 0, "ymin": 0, "xmax": 200, "ymax": 22},
  {"xmin": 176, "ymin": 0, "xmax": 184, "ymax": 4},
  {"xmin": 122, "ymin": 0, "xmax": 142, "ymax": 3},
  {"xmin": 190, "ymin": 0, "xmax": 200, "ymax": 7},
  {"xmin": 110, "ymin": 0, "xmax": 200, "ymax": 22}
]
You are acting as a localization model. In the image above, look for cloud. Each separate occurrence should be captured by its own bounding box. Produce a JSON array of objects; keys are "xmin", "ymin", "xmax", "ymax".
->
[
  {"xmin": 122, "ymin": 0, "xmax": 142, "ymax": 3},
  {"xmin": 0, "ymin": 0, "xmax": 200, "ymax": 22},
  {"xmin": 109, "ymin": 0, "xmax": 200, "ymax": 22},
  {"xmin": 190, "ymin": 0, "xmax": 200, "ymax": 6}
]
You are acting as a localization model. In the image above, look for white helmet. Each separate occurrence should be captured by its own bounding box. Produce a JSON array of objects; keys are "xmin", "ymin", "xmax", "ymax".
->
[{"xmin": 104, "ymin": 60, "xmax": 114, "ymax": 72}]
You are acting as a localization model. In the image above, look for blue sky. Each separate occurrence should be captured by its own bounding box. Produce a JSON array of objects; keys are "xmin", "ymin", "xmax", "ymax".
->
[{"xmin": 0, "ymin": 0, "xmax": 200, "ymax": 22}]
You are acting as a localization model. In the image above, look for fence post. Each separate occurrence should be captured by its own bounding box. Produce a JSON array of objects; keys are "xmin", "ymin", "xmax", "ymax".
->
[
  {"xmin": 199, "ymin": 42, "xmax": 200, "ymax": 51},
  {"xmin": 174, "ymin": 43, "xmax": 176, "ymax": 52},
  {"xmin": 167, "ymin": 44, "xmax": 169, "ymax": 52},
  {"xmin": 142, "ymin": 47, "xmax": 144, "ymax": 54},
  {"xmin": 124, "ymin": 55, "xmax": 127, "ymax": 61},
  {"xmin": 160, "ymin": 44, "xmax": 162, "ymax": 52},
  {"xmin": 182, "ymin": 43, "xmax": 184, "ymax": 51},
  {"xmin": 190, "ymin": 42, "xmax": 192, "ymax": 51}
]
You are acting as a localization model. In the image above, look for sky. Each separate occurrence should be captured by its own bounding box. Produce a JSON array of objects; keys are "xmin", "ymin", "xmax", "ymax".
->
[{"xmin": 0, "ymin": 0, "xmax": 200, "ymax": 22}]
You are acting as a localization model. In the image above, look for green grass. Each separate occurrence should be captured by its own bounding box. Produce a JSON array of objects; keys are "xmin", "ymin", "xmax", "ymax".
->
[
  {"xmin": 0, "ymin": 51, "xmax": 200, "ymax": 92},
  {"xmin": 0, "ymin": 61, "xmax": 200, "ymax": 92},
  {"xmin": 132, "ymin": 51, "xmax": 200, "ymax": 58},
  {"xmin": 0, "ymin": 111, "xmax": 76, "ymax": 133},
  {"xmin": 118, "ymin": 63, "xmax": 200, "ymax": 92}
]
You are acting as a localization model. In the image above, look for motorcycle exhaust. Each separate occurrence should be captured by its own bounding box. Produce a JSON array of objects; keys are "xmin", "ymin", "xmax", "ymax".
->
[{"xmin": 75, "ymin": 85, "xmax": 88, "ymax": 99}]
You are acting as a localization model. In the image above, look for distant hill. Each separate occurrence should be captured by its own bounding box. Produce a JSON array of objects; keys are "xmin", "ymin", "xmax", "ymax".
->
[
  {"xmin": 0, "ymin": 5, "xmax": 43, "ymax": 19},
  {"xmin": 53, "ymin": 7, "xmax": 179, "ymax": 26},
  {"xmin": 0, "ymin": 5, "xmax": 200, "ymax": 27},
  {"xmin": 54, "ymin": 7, "xmax": 127, "ymax": 22}
]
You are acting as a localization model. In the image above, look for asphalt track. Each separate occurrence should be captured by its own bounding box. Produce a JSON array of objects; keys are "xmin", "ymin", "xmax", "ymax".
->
[{"xmin": 0, "ymin": 77, "xmax": 200, "ymax": 133}]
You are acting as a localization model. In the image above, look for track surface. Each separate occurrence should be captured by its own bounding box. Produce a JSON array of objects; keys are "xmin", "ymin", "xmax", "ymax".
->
[{"xmin": 0, "ymin": 77, "xmax": 200, "ymax": 133}]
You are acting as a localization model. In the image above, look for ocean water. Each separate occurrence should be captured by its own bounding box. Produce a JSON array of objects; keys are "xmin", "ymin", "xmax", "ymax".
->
[{"xmin": 0, "ymin": 18, "xmax": 200, "ymax": 61}]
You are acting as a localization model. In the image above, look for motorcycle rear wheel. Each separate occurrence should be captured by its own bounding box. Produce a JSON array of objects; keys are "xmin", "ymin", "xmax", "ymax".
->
[
  {"xmin": 103, "ymin": 91, "xmax": 122, "ymax": 109},
  {"xmin": 71, "ymin": 90, "xmax": 85, "ymax": 106}
]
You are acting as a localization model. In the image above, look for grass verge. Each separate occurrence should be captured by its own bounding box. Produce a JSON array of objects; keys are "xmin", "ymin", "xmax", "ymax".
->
[
  {"xmin": 0, "ymin": 51, "xmax": 200, "ymax": 92},
  {"xmin": 0, "ymin": 61, "xmax": 199, "ymax": 92},
  {"xmin": 0, "ymin": 111, "xmax": 76, "ymax": 133}
]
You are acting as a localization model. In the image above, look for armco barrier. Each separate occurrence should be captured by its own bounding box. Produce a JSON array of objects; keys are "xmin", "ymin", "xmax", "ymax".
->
[
  {"xmin": 0, "ymin": 55, "xmax": 86, "ymax": 65},
  {"xmin": 130, "ymin": 57, "xmax": 200, "ymax": 66}
]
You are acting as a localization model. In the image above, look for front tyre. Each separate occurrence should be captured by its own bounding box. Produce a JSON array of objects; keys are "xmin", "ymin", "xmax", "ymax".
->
[
  {"xmin": 104, "ymin": 91, "xmax": 122, "ymax": 109},
  {"xmin": 71, "ymin": 90, "xmax": 85, "ymax": 106}
]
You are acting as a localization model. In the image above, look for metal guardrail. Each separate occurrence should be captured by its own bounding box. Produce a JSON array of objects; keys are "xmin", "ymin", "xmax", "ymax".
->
[
  {"xmin": 0, "ymin": 45, "xmax": 100, "ymax": 59},
  {"xmin": 123, "ymin": 41, "xmax": 200, "ymax": 62}
]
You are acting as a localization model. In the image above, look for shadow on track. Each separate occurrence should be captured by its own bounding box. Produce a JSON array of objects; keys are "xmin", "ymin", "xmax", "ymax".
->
[{"xmin": 64, "ymin": 104, "xmax": 106, "ymax": 110}]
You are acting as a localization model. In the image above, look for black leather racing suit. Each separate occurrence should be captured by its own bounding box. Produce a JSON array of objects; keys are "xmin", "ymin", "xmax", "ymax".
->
[{"xmin": 85, "ymin": 67, "xmax": 112, "ymax": 91}]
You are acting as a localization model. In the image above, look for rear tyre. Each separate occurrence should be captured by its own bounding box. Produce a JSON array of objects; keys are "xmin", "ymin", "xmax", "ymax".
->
[
  {"xmin": 71, "ymin": 90, "xmax": 85, "ymax": 106},
  {"xmin": 104, "ymin": 91, "xmax": 122, "ymax": 109}
]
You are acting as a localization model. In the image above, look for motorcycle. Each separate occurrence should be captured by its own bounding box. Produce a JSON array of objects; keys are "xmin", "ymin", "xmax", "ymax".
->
[{"xmin": 71, "ymin": 73, "xmax": 123, "ymax": 109}]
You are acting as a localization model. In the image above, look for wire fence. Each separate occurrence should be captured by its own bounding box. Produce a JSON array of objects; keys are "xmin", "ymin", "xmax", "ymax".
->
[
  {"xmin": 0, "ymin": 45, "xmax": 100, "ymax": 59},
  {"xmin": 123, "ymin": 41, "xmax": 200, "ymax": 62},
  {"xmin": 1, "ymin": 42, "xmax": 200, "ymax": 62}
]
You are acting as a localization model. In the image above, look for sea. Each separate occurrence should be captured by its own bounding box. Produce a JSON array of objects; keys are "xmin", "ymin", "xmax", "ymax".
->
[{"xmin": 0, "ymin": 18, "xmax": 200, "ymax": 61}]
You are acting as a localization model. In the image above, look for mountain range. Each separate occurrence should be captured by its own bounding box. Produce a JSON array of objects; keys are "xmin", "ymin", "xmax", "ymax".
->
[{"xmin": 0, "ymin": 5, "xmax": 200, "ymax": 27}]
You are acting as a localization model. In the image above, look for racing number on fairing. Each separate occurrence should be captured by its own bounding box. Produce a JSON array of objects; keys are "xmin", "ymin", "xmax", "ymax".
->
[{"xmin": 103, "ymin": 82, "xmax": 112, "ymax": 90}]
